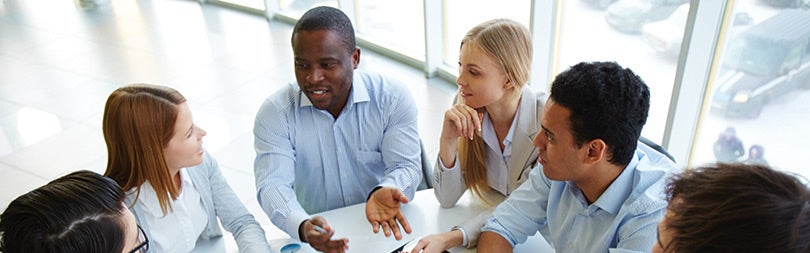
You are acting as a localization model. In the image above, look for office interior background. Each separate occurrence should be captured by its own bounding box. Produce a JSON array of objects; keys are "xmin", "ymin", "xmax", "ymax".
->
[{"xmin": 1, "ymin": 0, "xmax": 808, "ymax": 250}]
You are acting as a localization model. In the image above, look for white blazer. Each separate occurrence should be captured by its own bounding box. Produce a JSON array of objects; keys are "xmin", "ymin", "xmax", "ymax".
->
[{"xmin": 432, "ymin": 88, "xmax": 547, "ymax": 247}]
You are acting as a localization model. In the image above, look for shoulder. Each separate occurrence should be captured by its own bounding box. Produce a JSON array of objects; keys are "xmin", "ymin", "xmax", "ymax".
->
[
  {"xmin": 257, "ymin": 83, "xmax": 299, "ymax": 116},
  {"xmin": 356, "ymin": 71, "xmax": 410, "ymax": 99}
]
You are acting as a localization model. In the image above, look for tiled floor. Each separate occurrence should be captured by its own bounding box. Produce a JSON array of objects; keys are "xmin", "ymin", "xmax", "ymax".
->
[{"xmin": 0, "ymin": 0, "xmax": 456, "ymax": 250}]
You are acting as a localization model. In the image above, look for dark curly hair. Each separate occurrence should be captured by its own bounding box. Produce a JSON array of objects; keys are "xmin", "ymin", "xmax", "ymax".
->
[
  {"xmin": 292, "ymin": 6, "xmax": 356, "ymax": 54},
  {"xmin": 549, "ymin": 61, "xmax": 649, "ymax": 165},
  {"xmin": 663, "ymin": 163, "xmax": 810, "ymax": 252}
]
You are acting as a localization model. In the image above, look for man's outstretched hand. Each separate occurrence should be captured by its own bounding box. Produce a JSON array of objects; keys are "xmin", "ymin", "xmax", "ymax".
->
[{"xmin": 365, "ymin": 187, "xmax": 412, "ymax": 240}]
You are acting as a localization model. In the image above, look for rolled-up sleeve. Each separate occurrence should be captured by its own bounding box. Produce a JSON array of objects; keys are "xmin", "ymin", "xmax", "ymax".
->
[
  {"xmin": 378, "ymin": 83, "xmax": 421, "ymax": 201},
  {"xmin": 253, "ymin": 94, "xmax": 310, "ymax": 240},
  {"xmin": 481, "ymin": 165, "xmax": 550, "ymax": 247}
]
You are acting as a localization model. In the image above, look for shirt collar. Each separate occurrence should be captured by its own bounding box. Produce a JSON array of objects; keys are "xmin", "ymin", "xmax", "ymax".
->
[
  {"xmin": 299, "ymin": 72, "xmax": 370, "ymax": 108},
  {"xmin": 481, "ymin": 108, "xmax": 520, "ymax": 155},
  {"xmin": 591, "ymin": 151, "xmax": 640, "ymax": 215}
]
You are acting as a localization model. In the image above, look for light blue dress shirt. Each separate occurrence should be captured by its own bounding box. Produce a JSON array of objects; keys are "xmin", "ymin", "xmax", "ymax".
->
[
  {"xmin": 128, "ymin": 151, "xmax": 272, "ymax": 253},
  {"xmin": 482, "ymin": 142, "xmax": 678, "ymax": 253},
  {"xmin": 254, "ymin": 71, "xmax": 422, "ymax": 239}
]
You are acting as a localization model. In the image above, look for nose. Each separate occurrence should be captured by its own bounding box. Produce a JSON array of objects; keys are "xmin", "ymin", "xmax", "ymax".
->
[
  {"xmin": 533, "ymin": 130, "xmax": 547, "ymax": 150},
  {"xmin": 196, "ymin": 126, "xmax": 207, "ymax": 139},
  {"xmin": 306, "ymin": 68, "xmax": 324, "ymax": 83},
  {"xmin": 456, "ymin": 71, "xmax": 466, "ymax": 87}
]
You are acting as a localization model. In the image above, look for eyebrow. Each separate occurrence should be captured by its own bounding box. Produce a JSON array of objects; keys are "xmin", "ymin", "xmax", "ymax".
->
[{"xmin": 541, "ymin": 125, "xmax": 555, "ymax": 138}]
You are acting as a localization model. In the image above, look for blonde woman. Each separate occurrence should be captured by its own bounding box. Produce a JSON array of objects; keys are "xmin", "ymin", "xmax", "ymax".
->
[
  {"xmin": 411, "ymin": 19, "xmax": 545, "ymax": 253},
  {"xmin": 103, "ymin": 84, "xmax": 271, "ymax": 253}
]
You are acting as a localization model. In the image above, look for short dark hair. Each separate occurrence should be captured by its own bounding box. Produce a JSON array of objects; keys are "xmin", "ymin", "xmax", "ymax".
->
[
  {"xmin": 0, "ymin": 170, "xmax": 128, "ymax": 253},
  {"xmin": 664, "ymin": 164, "xmax": 810, "ymax": 252},
  {"xmin": 549, "ymin": 61, "xmax": 649, "ymax": 165},
  {"xmin": 292, "ymin": 6, "xmax": 356, "ymax": 53}
]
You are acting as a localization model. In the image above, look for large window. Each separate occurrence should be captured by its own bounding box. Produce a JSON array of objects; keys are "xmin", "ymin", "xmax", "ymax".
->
[
  {"xmin": 355, "ymin": 0, "xmax": 425, "ymax": 60},
  {"xmin": 443, "ymin": 0, "xmax": 531, "ymax": 69},
  {"xmin": 277, "ymin": 0, "xmax": 338, "ymax": 19},
  {"xmin": 691, "ymin": 1, "xmax": 810, "ymax": 177},
  {"xmin": 556, "ymin": 0, "xmax": 690, "ymax": 143}
]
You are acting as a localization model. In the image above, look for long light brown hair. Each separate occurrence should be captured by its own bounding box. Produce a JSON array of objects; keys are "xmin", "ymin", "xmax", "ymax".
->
[
  {"xmin": 102, "ymin": 84, "xmax": 186, "ymax": 215},
  {"xmin": 458, "ymin": 19, "xmax": 532, "ymax": 201}
]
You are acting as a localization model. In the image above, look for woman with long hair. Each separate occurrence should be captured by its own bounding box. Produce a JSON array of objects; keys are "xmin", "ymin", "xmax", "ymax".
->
[
  {"xmin": 411, "ymin": 19, "xmax": 545, "ymax": 252},
  {"xmin": 103, "ymin": 84, "xmax": 271, "ymax": 252}
]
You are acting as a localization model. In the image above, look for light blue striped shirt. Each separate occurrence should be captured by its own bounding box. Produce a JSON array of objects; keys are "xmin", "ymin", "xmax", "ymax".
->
[
  {"xmin": 482, "ymin": 143, "xmax": 678, "ymax": 253},
  {"xmin": 254, "ymin": 71, "xmax": 422, "ymax": 239}
]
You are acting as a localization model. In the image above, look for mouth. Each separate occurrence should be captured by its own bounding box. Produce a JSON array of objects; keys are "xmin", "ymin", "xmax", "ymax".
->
[
  {"xmin": 306, "ymin": 87, "xmax": 330, "ymax": 98},
  {"xmin": 460, "ymin": 91, "xmax": 472, "ymax": 98}
]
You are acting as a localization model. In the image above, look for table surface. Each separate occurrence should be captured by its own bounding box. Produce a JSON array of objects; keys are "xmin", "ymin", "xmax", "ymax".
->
[{"xmin": 267, "ymin": 189, "xmax": 554, "ymax": 253}]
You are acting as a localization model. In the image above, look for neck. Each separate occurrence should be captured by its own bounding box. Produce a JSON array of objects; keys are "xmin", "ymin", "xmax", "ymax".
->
[
  {"xmin": 485, "ymin": 90, "xmax": 521, "ymax": 127},
  {"xmin": 575, "ymin": 162, "xmax": 624, "ymax": 204},
  {"xmin": 171, "ymin": 169, "xmax": 182, "ymax": 191}
]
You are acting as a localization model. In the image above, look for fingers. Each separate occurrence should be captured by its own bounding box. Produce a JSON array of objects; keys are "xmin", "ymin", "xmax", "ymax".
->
[
  {"xmin": 388, "ymin": 218, "xmax": 402, "ymax": 240},
  {"xmin": 450, "ymin": 104, "xmax": 481, "ymax": 140},
  {"xmin": 371, "ymin": 221, "xmax": 380, "ymax": 233},
  {"xmin": 410, "ymin": 240, "xmax": 427, "ymax": 253},
  {"xmin": 397, "ymin": 212, "xmax": 412, "ymax": 234},
  {"xmin": 392, "ymin": 188, "xmax": 409, "ymax": 204},
  {"xmin": 381, "ymin": 219, "xmax": 392, "ymax": 237}
]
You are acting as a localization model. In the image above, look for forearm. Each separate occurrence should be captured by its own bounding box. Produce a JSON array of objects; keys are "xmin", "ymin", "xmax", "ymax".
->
[
  {"xmin": 477, "ymin": 231, "xmax": 512, "ymax": 252},
  {"xmin": 433, "ymin": 158, "xmax": 466, "ymax": 208},
  {"xmin": 438, "ymin": 137, "xmax": 459, "ymax": 168}
]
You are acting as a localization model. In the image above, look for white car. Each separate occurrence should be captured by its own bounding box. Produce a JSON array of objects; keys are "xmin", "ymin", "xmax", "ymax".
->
[{"xmin": 641, "ymin": 4, "xmax": 753, "ymax": 60}]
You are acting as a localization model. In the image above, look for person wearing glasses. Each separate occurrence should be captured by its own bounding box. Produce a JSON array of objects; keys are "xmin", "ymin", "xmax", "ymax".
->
[
  {"xmin": 0, "ymin": 170, "xmax": 149, "ymax": 253},
  {"xmin": 654, "ymin": 163, "xmax": 810, "ymax": 252},
  {"xmin": 103, "ymin": 84, "xmax": 271, "ymax": 252},
  {"xmin": 409, "ymin": 19, "xmax": 545, "ymax": 253}
]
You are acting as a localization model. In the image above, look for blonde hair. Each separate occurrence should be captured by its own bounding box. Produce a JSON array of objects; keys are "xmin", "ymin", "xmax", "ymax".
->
[
  {"xmin": 458, "ymin": 19, "xmax": 532, "ymax": 202},
  {"xmin": 102, "ymin": 84, "xmax": 186, "ymax": 215}
]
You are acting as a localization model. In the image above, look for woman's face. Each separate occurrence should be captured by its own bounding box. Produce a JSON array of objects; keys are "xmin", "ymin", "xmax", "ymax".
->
[
  {"xmin": 456, "ymin": 43, "xmax": 511, "ymax": 109},
  {"xmin": 164, "ymin": 103, "xmax": 206, "ymax": 171}
]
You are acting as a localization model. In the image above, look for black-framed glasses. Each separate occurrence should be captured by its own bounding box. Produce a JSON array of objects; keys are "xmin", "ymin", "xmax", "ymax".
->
[{"xmin": 129, "ymin": 225, "xmax": 149, "ymax": 253}]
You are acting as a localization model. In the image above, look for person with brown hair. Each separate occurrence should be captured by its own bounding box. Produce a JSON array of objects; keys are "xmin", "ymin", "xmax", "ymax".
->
[
  {"xmin": 0, "ymin": 170, "xmax": 147, "ymax": 253},
  {"xmin": 654, "ymin": 163, "xmax": 810, "ymax": 252},
  {"xmin": 409, "ymin": 18, "xmax": 544, "ymax": 253},
  {"xmin": 103, "ymin": 84, "xmax": 271, "ymax": 252}
]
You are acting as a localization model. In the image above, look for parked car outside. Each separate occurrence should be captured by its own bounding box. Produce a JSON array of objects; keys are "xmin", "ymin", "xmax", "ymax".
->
[
  {"xmin": 580, "ymin": 0, "xmax": 619, "ymax": 10},
  {"xmin": 641, "ymin": 5, "xmax": 753, "ymax": 60},
  {"xmin": 712, "ymin": 9, "xmax": 810, "ymax": 118},
  {"xmin": 605, "ymin": 0, "xmax": 687, "ymax": 34}
]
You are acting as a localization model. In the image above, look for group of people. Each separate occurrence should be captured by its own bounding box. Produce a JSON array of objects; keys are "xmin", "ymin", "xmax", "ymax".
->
[
  {"xmin": 1, "ymin": 6, "xmax": 808, "ymax": 253},
  {"xmin": 713, "ymin": 126, "xmax": 769, "ymax": 165}
]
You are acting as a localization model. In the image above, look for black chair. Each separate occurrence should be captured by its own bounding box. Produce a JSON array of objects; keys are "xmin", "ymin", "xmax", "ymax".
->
[
  {"xmin": 639, "ymin": 136, "xmax": 676, "ymax": 163},
  {"xmin": 417, "ymin": 141, "xmax": 433, "ymax": 190}
]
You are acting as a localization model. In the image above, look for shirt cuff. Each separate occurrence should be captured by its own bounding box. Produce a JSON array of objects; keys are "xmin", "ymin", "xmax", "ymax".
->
[
  {"xmin": 285, "ymin": 210, "xmax": 311, "ymax": 241},
  {"xmin": 438, "ymin": 154, "xmax": 458, "ymax": 171},
  {"xmin": 453, "ymin": 226, "xmax": 469, "ymax": 247}
]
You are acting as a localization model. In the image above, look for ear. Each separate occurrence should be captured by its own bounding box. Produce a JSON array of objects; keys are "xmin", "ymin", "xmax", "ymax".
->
[
  {"xmin": 582, "ymin": 139, "xmax": 606, "ymax": 165},
  {"xmin": 352, "ymin": 48, "xmax": 361, "ymax": 69},
  {"xmin": 503, "ymin": 77, "xmax": 513, "ymax": 89}
]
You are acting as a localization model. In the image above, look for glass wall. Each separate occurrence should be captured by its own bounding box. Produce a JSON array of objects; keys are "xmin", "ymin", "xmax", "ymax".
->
[
  {"xmin": 556, "ymin": 0, "xmax": 690, "ymax": 143},
  {"xmin": 691, "ymin": 1, "xmax": 810, "ymax": 177},
  {"xmin": 355, "ymin": 0, "xmax": 425, "ymax": 60},
  {"xmin": 443, "ymin": 0, "xmax": 531, "ymax": 69},
  {"xmin": 193, "ymin": 0, "xmax": 810, "ymax": 174},
  {"xmin": 277, "ymin": 0, "xmax": 338, "ymax": 19}
]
